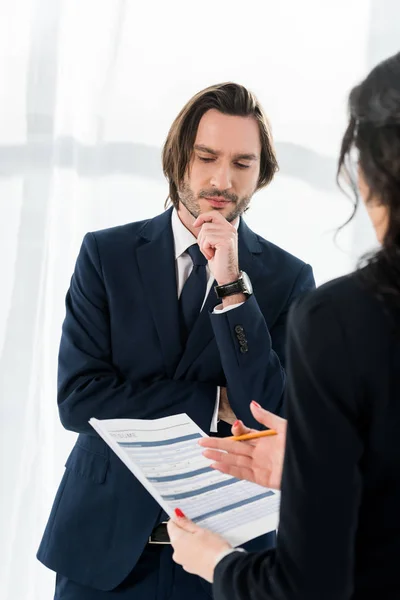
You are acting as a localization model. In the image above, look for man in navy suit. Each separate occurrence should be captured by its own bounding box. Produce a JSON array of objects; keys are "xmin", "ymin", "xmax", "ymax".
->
[{"xmin": 37, "ymin": 83, "xmax": 315, "ymax": 599}]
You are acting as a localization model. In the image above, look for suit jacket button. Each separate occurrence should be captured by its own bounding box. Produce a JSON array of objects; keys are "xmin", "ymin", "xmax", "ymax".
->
[
  {"xmin": 234, "ymin": 325, "xmax": 244, "ymax": 334},
  {"xmin": 240, "ymin": 344, "xmax": 248, "ymax": 353},
  {"xmin": 237, "ymin": 332, "xmax": 246, "ymax": 341},
  {"xmin": 239, "ymin": 339, "xmax": 247, "ymax": 346}
]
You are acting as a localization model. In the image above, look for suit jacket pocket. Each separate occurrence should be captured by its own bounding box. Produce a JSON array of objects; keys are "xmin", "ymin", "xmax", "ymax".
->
[{"xmin": 65, "ymin": 444, "xmax": 108, "ymax": 484}]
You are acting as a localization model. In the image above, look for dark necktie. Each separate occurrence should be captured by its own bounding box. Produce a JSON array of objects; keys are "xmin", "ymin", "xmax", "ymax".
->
[{"xmin": 179, "ymin": 244, "xmax": 207, "ymax": 340}]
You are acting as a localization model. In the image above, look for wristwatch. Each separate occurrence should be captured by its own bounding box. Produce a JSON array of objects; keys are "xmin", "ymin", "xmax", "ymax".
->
[{"xmin": 214, "ymin": 271, "xmax": 253, "ymax": 299}]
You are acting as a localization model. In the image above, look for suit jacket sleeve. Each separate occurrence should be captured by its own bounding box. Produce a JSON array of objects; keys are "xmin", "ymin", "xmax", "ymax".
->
[
  {"xmin": 57, "ymin": 233, "xmax": 216, "ymax": 435},
  {"xmin": 209, "ymin": 263, "xmax": 315, "ymax": 427},
  {"xmin": 213, "ymin": 292, "xmax": 364, "ymax": 600}
]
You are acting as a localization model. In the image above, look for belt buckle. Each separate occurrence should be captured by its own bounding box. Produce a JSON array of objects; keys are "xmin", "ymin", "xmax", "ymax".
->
[{"xmin": 148, "ymin": 521, "xmax": 170, "ymax": 545}]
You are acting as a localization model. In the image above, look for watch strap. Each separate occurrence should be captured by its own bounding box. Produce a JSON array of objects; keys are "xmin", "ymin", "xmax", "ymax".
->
[{"xmin": 214, "ymin": 278, "xmax": 243, "ymax": 299}]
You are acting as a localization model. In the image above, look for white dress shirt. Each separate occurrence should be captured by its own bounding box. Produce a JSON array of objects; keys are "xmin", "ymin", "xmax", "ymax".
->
[{"xmin": 170, "ymin": 209, "xmax": 243, "ymax": 432}]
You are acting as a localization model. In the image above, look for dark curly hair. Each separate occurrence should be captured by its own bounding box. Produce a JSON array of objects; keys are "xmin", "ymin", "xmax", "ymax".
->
[{"xmin": 338, "ymin": 52, "xmax": 400, "ymax": 310}]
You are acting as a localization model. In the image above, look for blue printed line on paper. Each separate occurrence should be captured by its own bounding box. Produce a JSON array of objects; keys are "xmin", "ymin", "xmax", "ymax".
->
[
  {"xmin": 161, "ymin": 477, "xmax": 237, "ymax": 501},
  {"xmin": 148, "ymin": 466, "xmax": 211, "ymax": 483},
  {"xmin": 192, "ymin": 491, "xmax": 275, "ymax": 523},
  {"xmin": 118, "ymin": 433, "xmax": 201, "ymax": 447}
]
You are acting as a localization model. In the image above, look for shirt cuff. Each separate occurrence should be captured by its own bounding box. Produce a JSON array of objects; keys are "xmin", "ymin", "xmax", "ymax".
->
[
  {"xmin": 213, "ymin": 302, "xmax": 245, "ymax": 314},
  {"xmin": 210, "ymin": 387, "xmax": 220, "ymax": 433},
  {"xmin": 214, "ymin": 548, "xmax": 246, "ymax": 569}
]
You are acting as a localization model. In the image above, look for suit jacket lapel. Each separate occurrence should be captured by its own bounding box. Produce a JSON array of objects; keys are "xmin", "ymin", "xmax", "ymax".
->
[
  {"xmin": 136, "ymin": 208, "xmax": 183, "ymax": 377},
  {"xmin": 236, "ymin": 218, "xmax": 264, "ymax": 283},
  {"xmin": 173, "ymin": 281, "xmax": 219, "ymax": 379}
]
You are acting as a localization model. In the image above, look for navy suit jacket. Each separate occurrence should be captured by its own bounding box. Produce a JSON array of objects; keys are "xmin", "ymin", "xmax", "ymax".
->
[{"xmin": 37, "ymin": 208, "xmax": 315, "ymax": 590}]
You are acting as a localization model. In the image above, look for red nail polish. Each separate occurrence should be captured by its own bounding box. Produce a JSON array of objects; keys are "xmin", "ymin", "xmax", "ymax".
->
[
  {"xmin": 251, "ymin": 401, "xmax": 261, "ymax": 408},
  {"xmin": 233, "ymin": 420, "xmax": 240, "ymax": 427},
  {"xmin": 175, "ymin": 508, "xmax": 185, "ymax": 518}
]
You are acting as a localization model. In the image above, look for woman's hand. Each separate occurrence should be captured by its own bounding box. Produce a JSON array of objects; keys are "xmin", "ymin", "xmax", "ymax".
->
[
  {"xmin": 199, "ymin": 401, "xmax": 287, "ymax": 490},
  {"xmin": 167, "ymin": 509, "xmax": 232, "ymax": 583}
]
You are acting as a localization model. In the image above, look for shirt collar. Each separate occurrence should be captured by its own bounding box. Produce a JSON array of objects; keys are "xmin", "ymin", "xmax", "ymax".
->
[
  {"xmin": 171, "ymin": 208, "xmax": 198, "ymax": 260},
  {"xmin": 171, "ymin": 208, "xmax": 240, "ymax": 260}
]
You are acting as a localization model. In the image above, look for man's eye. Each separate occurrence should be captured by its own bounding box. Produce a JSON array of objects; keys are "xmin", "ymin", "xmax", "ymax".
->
[
  {"xmin": 236, "ymin": 163, "xmax": 250, "ymax": 169},
  {"xmin": 199, "ymin": 157, "xmax": 214, "ymax": 163}
]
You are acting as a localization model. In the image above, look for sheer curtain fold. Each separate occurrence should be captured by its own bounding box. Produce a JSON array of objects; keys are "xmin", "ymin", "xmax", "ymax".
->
[{"xmin": 1, "ymin": 1, "xmax": 397, "ymax": 598}]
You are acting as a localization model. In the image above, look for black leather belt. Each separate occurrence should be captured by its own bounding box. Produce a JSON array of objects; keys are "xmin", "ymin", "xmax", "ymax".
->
[{"xmin": 148, "ymin": 521, "xmax": 170, "ymax": 545}]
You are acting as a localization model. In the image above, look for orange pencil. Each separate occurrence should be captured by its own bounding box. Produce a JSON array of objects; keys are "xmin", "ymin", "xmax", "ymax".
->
[{"xmin": 227, "ymin": 429, "xmax": 278, "ymax": 441}]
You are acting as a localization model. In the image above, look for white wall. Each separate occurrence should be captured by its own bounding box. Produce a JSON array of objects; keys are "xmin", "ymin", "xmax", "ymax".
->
[{"xmin": 1, "ymin": 0, "xmax": 399, "ymax": 598}]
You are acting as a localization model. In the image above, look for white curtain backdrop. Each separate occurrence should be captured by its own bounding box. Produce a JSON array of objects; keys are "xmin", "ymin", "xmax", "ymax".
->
[{"xmin": 0, "ymin": 0, "xmax": 399, "ymax": 598}]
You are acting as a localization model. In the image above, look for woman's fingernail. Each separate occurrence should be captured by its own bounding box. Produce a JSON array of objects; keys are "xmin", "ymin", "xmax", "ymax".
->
[
  {"xmin": 233, "ymin": 420, "xmax": 241, "ymax": 427},
  {"xmin": 251, "ymin": 401, "xmax": 261, "ymax": 408},
  {"xmin": 175, "ymin": 508, "xmax": 185, "ymax": 518}
]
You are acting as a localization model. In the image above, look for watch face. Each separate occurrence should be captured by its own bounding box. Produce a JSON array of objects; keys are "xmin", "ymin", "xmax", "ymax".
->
[{"xmin": 240, "ymin": 271, "xmax": 253, "ymax": 295}]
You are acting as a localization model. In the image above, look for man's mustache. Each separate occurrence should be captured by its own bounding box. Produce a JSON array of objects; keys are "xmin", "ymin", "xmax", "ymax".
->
[{"xmin": 199, "ymin": 190, "xmax": 238, "ymax": 203}]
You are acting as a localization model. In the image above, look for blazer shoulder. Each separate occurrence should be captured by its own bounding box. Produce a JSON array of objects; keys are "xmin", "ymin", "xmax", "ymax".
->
[
  {"xmin": 88, "ymin": 219, "xmax": 151, "ymax": 245},
  {"xmin": 85, "ymin": 209, "xmax": 173, "ymax": 251},
  {"xmin": 254, "ymin": 235, "xmax": 311, "ymax": 282},
  {"xmin": 78, "ymin": 219, "xmax": 157, "ymax": 263},
  {"xmin": 290, "ymin": 270, "xmax": 395, "ymax": 339}
]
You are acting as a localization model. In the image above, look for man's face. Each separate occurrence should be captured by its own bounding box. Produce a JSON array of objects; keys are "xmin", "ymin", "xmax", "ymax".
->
[{"xmin": 178, "ymin": 109, "xmax": 261, "ymax": 223}]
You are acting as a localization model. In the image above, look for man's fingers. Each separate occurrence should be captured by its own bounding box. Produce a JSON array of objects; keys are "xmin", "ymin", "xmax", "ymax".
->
[
  {"xmin": 193, "ymin": 211, "xmax": 231, "ymax": 228},
  {"xmin": 198, "ymin": 232, "xmax": 234, "ymax": 246},
  {"xmin": 193, "ymin": 213, "xmax": 217, "ymax": 227},
  {"xmin": 197, "ymin": 234, "xmax": 232, "ymax": 259},
  {"xmin": 196, "ymin": 223, "xmax": 225, "ymax": 234},
  {"xmin": 200, "ymin": 247, "xmax": 214, "ymax": 261}
]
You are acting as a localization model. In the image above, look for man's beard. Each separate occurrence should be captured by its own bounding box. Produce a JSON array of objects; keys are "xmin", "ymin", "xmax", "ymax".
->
[{"xmin": 178, "ymin": 182, "xmax": 252, "ymax": 223}]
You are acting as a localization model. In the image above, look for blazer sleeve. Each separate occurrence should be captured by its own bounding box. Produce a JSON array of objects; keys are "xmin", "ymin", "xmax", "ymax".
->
[
  {"xmin": 209, "ymin": 263, "xmax": 315, "ymax": 428},
  {"xmin": 213, "ymin": 292, "xmax": 364, "ymax": 600},
  {"xmin": 57, "ymin": 233, "xmax": 216, "ymax": 435}
]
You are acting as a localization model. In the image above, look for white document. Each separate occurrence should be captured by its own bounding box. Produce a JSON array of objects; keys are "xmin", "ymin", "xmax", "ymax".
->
[{"xmin": 89, "ymin": 413, "xmax": 280, "ymax": 547}]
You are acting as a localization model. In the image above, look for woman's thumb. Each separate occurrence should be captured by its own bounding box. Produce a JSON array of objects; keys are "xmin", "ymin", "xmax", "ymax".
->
[{"xmin": 172, "ymin": 508, "xmax": 198, "ymax": 533}]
